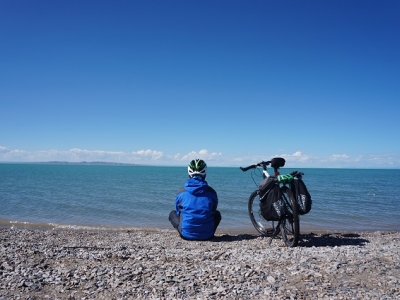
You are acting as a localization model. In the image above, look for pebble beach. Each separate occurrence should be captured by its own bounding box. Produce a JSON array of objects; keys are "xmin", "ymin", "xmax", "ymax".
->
[{"xmin": 1, "ymin": 228, "xmax": 399, "ymax": 299}]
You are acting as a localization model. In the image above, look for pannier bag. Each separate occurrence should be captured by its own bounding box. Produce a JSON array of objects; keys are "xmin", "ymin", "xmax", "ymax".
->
[
  {"xmin": 258, "ymin": 176, "xmax": 277, "ymax": 198},
  {"xmin": 290, "ymin": 177, "xmax": 312, "ymax": 215},
  {"xmin": 259, "ymin": 177, "xmax": 288, "ymax": 221}
]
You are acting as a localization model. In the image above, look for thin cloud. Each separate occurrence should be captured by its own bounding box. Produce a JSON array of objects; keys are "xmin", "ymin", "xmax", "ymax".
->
[
  {"xmin": 180, "ymin": 149, "xmax": 222, "ymax": 162},
  {"xmin": 278, "ymin": 151, "xmax": 310, "ymax": 163},
  {"xmin": 132, "ymin": 149, "xmax": 163, "ymax": 160},
  {"xmin": 0, "ymin": 146, "xmax": 399, "ymax": 168},
  {"xmin": 331, "ymin": 154, "xmax": 350, "ymax": 160}
]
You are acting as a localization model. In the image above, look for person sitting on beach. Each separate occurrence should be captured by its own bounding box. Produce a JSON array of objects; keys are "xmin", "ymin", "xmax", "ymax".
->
[{"xmin": 169, "ymin": 159, "xmax": 221, "ymax": 241}]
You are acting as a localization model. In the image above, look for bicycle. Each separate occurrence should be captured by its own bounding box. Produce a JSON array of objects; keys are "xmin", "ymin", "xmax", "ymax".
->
[{"xmin": 240, "ymin": 157, "xmax": 300, "ymax": 247}]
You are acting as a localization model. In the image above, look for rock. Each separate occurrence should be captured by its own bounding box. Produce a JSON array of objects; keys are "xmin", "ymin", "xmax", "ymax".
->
[{"xmin": 0, "ymin": 229, "xmax": 399, "ymax": 299}]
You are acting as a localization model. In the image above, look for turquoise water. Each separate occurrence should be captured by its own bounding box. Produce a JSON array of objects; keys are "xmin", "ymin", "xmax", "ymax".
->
[{"xmin": 1, "ymin": 163, "xmax": 399, "ymax": 232}]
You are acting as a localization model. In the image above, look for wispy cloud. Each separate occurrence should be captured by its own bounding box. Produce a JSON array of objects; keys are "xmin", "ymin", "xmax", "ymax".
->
[
  {"xmin": 0, "ymin": 146, "xmax": 399, "ymax": 168},
  {"xmin": 132, "ymin": 149, "xmax": 163, "ymax": 160},
  {"xmin": 178, "ymin": 149, "xmax": 222, "ymax": 163}
]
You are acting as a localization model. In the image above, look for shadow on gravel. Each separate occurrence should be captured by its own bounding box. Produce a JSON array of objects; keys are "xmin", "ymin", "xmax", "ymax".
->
[
  {"xmin": 211, "ymin": 232, "xmax": 370, "ymax": 247},
  {"xmin": 212, "ymin": 234, "xmax": 259, "ymax": 242},
  {"xmin": 298, "ymin": 232, "xmax": 370, "ymax": 247}
]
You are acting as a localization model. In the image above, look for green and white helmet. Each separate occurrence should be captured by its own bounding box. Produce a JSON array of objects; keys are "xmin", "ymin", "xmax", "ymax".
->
[{"xmin": 188, "ymin": 159, "xmax": 207, "ymax": 178}]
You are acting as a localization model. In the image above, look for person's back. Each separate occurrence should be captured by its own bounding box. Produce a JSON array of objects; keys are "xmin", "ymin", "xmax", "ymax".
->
[{"xmin": 169, "ymin": 159, "xmax": 221, "ymax": 240}]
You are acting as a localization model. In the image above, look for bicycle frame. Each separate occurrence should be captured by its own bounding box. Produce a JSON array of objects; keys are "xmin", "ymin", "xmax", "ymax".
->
[
  {"xmin": 261, "ymin": 162, "xmax": 281, "ymax": 179},
  {"xmin": 263, "ymin": 165, "xmax": 290, "ymax": 239},
  {"xmin": 240, "ymin": 157, "xmax": 300, "ymax": 247}
]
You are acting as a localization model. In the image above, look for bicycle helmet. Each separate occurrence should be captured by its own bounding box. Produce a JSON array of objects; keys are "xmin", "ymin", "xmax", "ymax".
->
[{"xmin": 188, "ymin": 159, "xmax": 207, "ymax": 178}]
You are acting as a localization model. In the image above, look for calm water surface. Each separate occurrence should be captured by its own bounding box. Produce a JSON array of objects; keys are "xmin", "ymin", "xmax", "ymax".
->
[{"xmin": 1, "ymin": 164, "xmax": 399, "ymax": 232}]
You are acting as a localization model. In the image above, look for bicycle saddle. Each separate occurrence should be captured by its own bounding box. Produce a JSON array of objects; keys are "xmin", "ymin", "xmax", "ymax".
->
[{"xmin": 270, "ymin": 157, "xmax": 285, "ymax": 168}]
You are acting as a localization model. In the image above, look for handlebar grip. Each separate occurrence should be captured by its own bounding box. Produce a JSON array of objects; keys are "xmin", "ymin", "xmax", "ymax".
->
[{"xmin": 240, "ymin": 165, "xmax": 257, "ymax": 172}]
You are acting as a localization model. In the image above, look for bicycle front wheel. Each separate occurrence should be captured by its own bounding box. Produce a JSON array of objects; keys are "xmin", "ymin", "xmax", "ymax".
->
[
  {"xmin": 280, "ymin": 186, "xmax": 300, "ymax": 247},
  {"xmin": 248, "ymin": 190, "xmax": 277, "ymax": 236}
]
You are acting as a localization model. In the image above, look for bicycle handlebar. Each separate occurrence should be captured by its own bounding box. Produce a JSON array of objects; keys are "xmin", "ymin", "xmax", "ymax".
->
[
  {"xmin": 240, "ymin": 162, "xmax": 304, "ymax": 178},
  {"xmin": 240, "ymin": 161, "xmax": 271, "ymax": 172}
]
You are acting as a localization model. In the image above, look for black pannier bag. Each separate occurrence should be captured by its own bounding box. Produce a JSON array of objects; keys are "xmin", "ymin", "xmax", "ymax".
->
[
  {"xmin": 258, "ymin": 176, "xmax": 277, "ymax": 198},
  {"xmin": 259, "ymin": 177, "xmax": 288, "ymax": 221},
  {"xmin": 290, "ymin": 177, "xmax": 312, "ymax": 215}
]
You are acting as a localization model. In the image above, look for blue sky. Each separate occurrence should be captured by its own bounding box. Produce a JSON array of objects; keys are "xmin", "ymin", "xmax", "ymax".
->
[{"xmin": 1, "ymin": 1, "xmax": 399, "ymax": 168}]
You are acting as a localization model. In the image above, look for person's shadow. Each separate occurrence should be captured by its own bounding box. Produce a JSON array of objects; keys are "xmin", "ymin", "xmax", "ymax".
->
[{"xmin": 212, "ymin": 232, "xmax": 369, "ymax": 247}]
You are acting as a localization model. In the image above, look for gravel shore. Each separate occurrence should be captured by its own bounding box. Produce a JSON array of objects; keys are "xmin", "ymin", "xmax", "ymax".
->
[{"xmin": 1, "ymin": 228, "xmax": 399, "ymax": 299}]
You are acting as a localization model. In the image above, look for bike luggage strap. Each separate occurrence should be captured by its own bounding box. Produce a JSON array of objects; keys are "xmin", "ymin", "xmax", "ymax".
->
[{"xmin": 277, "ymin": 174, "xmax": 294, "ymax": 184}]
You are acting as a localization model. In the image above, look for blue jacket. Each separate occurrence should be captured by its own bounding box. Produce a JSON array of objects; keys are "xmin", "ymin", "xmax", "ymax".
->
[{"xmin": 175, "ymin": 176, "xmax": 218, "ymax": 240}]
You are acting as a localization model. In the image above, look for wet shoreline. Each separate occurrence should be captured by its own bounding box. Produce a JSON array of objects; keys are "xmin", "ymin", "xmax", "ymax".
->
[{"xmin": 2, "ymin": 217, "xmax": 399, "ymax": 235}]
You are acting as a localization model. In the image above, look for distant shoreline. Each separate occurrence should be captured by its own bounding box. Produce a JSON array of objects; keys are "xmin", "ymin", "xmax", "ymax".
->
[
  {"xmin": 0, "ymin": 161, "xmax": 139, "ymax": 166},
  {"xmin": 1, "ymin": 161, "xmax": 400, "ymax": 169}
]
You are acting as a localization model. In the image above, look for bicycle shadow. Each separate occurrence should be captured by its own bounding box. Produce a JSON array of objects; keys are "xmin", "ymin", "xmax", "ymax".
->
[
  {"xmin": 212, "ymin": 233, "xmax": 259, "ymax": 242},
  {"xmin": 212, "ymin": 232, "xmax": 370, "ymax": 247},
  {"xmin": 298, "ymin": 232, "xmax": 370, "ymax": 247}
]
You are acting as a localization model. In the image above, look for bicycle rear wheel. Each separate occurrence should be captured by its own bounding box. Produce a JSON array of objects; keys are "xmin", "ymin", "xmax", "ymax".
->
[
  {"xmin": 248, "ymin": 190, "xmax": 278, "ymax": 236},
  {"xmin": 280, "ymin": 186, "xmax": 300, "ymax": 247}
]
